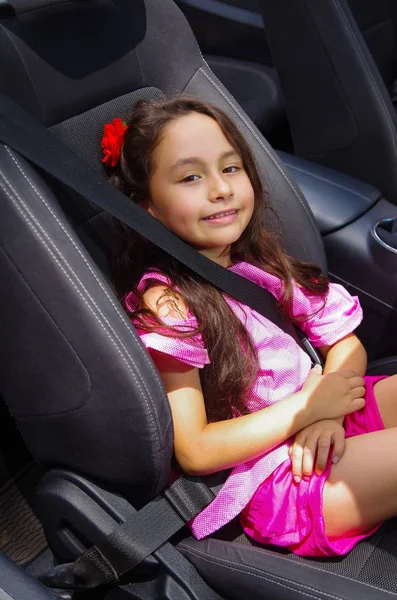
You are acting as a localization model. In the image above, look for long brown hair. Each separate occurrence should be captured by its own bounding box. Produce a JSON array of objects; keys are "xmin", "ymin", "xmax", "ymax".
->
[{"xmin": 108, "ymin": 96, "xmax": 328, "ymax": 421}]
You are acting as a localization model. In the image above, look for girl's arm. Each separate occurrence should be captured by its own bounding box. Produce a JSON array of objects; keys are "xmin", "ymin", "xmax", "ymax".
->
[
  {"xmin": 151, "ymin": 349, "xmax": 364, "ymax": 476},
  {"xmin": 290, "ymin": 333, "xmax": 367, "ymax": 482},
  {"xmin": 142, "ymin": 286, "xmax": 364, "ymax": 477},
  {"xmin": 320, "ymin": 333, "xmax": 367, "ymax": 377},
  {"xmin": 152, "ymin": 349, "xmax": 312, "ymax": 475},
  {"xmin": 322, "ymin": 333, "xmax": 367, "ymax": 426}
]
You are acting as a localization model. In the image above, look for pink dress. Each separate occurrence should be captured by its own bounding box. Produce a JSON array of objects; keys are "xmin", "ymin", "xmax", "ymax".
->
[{"xmin": 125, "ymin": 262, "xmax": 385, "ymax": 557}]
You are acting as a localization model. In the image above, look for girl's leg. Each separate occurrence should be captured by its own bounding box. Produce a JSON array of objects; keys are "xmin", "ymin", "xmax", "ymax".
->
[
  {"xmin": 373, "ymin": 374, "xmax": 397, "ymax": 428},
  {"xmin": 322, "ymin": 427, "xmax": 397, "ymax": 538}
]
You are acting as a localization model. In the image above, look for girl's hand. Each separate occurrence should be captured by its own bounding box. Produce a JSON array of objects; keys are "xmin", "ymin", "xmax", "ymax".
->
[
  {"xmin": 301, "ymin": 365, "xmax": 366, "ymax": 422},
  {"xmin": 289, "ymin": 419, "xmax": 345, "ymax": 483}
]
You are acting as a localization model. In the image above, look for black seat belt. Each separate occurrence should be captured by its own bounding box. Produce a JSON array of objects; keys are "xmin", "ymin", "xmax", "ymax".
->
[
  {"xmin": 38, "ymin": 474, "xmax": 223, "ymax": 591},
  {"xmin": 0, "ymin": 94, "xmax": 323, "ymax": 588}
]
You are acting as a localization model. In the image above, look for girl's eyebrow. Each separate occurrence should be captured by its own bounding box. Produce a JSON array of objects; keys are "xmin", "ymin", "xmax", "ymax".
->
[
  {"xmin": 170, "ymin": 150, "xmax": 240, "ymax": 172},
  {"xmin": 170, "ymin": 157, "xmax": 202, "ymax": 172}
]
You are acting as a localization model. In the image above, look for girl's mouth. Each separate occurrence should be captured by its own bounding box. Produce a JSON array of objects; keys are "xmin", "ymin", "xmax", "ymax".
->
[{"xmin": 202, "ymin": 210, "xmax": 238, "ymax": 223}]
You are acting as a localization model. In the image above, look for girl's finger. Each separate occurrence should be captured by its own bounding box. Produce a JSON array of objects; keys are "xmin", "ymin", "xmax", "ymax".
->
[
  {"xmin": 291, "ymin": 442, "xmax": 305, "ymax": 483},
  {"xmin": 302, "ymin": 436, "xmax": 317, "ymax": 478},
  {"xmin": 315, "ymin": 434, "xmax": 332, "ymax": 475},
  {"xmin": 348, "ymin": 376, "xmax": 365, "ymax": 389},
  {"xmin": 331, "ymin": 430, "xmax": 345, "ymax": 467},
  {"xmin": 351, "ymin": 386, "xmax": 366, "ymax": 399}
]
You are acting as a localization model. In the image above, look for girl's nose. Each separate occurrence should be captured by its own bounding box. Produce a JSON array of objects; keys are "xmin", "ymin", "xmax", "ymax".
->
[{"xmin": 209, "ymin": 175, "xmax": 233, "ymax": 201}]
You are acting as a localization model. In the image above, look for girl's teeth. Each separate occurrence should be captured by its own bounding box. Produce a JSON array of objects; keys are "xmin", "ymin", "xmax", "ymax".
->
[{"xmin": 206, "ymin": 211, "xmax": 235, "ymax": 220}]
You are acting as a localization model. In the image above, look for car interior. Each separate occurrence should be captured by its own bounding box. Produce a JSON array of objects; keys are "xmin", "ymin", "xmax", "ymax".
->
[{"xmin": 2, "ymin": 1, "xmax": 397, "ymax": 599}]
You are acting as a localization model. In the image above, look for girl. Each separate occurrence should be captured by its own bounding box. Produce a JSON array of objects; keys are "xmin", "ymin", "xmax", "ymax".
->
[{"xmin": 102, "ymin": 96, "xmax": 397, "ymax": 557}]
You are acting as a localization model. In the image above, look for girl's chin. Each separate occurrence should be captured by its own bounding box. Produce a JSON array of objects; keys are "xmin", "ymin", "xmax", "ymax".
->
[{"xmin": 196, "ymin": 245, "xmax": 233, "ymax": 263}]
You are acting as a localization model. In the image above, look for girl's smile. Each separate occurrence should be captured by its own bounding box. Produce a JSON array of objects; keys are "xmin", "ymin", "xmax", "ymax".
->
[
  {"xmin": 146, "ymin": 112, "xmax": 255, "ymax": 266},
  {"xmin": 201, "ymin": 209, "xmax": 239, "ymax": 223}
]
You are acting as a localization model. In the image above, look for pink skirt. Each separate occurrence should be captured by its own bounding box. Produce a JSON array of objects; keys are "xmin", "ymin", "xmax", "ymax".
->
[{"xmin": 240, "ymin": 375, "xmax": 387, "ymax": 557}]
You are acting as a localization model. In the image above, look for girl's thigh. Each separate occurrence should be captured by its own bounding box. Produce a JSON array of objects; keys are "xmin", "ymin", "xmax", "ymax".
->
[
  {"xmin": 373, "ymin": 374, "xmax": 397, "ymax": 429},
  {"xmin": 322, "ymin": 427, "xmax": 397, "ymax": 538}
]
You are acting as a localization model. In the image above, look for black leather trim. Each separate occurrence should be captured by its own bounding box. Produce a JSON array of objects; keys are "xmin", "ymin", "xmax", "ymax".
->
[
  {"xmin": 179, "ymin": 0, "xmax": 263, "ymax": 27},
  {"xmin": 178, "ymin": 538, "xmax": 397, "ymax": 600},
  {"xmin": 278, "ymin": 151, "xmax": 381, "ymax": 234},
  {"xmin": 367, "ymin": 357, "xmax": 397, "ymax": 376},
  {"xmin": 259, "ymin": 0, "xmax": 397, "ymax": 201},
  {"xmin": 206, "ymin": 56, "xmax": 284, "ymax": 132},
  {"xmin": 0, "ymin": 145, "xmax": 173, "ymax": 504}
]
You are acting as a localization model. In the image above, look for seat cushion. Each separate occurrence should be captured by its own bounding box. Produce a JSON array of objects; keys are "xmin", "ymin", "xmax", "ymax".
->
[
  {"xmin": 205, "ymin": 55, "xmax": 284, "ymax": 134},
  {"xmin": 178, "ymin": 518, "xmax": 397, "ymax": 599},
  {"xmin": 367, "ymin": 357, "xmax": 397, "ymax": 376},
  {"xmin": 178, "ymin": 358, "xmax": 397, "ymax": 599}
]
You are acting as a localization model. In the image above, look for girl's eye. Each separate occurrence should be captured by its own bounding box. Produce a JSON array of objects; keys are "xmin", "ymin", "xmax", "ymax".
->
[
  {"xmin": 180, "ymin": 174, "xmax": 200, "ymax": 183},
  {"xmin": 223, "ymin": 165, "xmax": 240, "ymax": 173}
]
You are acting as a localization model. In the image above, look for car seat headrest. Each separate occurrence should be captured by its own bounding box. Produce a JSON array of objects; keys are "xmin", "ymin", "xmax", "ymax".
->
[
  {"xmin": 0, "ymin": 0, "xmax": 82, "ymax": 16},
  {"xmin": 0, "ymin": 0, "xmax": 203, "ymax": 126},
  {"xmin": 0, "ymin": 0, "xmax": 14, "ymax": 16}
]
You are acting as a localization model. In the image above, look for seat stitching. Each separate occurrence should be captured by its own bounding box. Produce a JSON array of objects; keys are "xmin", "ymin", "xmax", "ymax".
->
[
  {"xmin": 199, "ymin": 67, "xmax": 324, "ymax": 251},
  {"xmin": 179, "ymin": 546, "xmax": 344, "ymax": 600},
  {"xmin": 0, "ymin": 243, "xmax": 92, "ymax": 417},
  {"xmin": 329, "ymin": 271, "xmax": 397, "ymax": 312},
  {"xmin": 2, "ymin": 151, "xmax": 159, "ymax": 397},
  {"xmin": 5, "ymin": 147, "xmax": 164, "ymax": 392},
  {"xmin": 179, "ymin": 543, "xmax": 396, "ymax": 596},
  {"xmin": 207, "ymin": 57, "xmax": 278, "ymax": 100},
  {"xmin": 0, "ymin": 174, "xmax": 145, "ymax": 384},
  {"xmin": 1, "ymin": 157, "xmax": 171, "ymax": 488},
  {"xmin": 169, "ymin": 0, "xmax": 208, "ymax": 66},
  {"xmin": 331, "ymin": 0, "xmax": 397, "ymax": 154},
  {"xmin": 0, "ymin": 167, "xmax": 164, "ymax": 466},
  {"xmin": 135, "ymin": 46, "xmax": 145, "ymax": 88}
]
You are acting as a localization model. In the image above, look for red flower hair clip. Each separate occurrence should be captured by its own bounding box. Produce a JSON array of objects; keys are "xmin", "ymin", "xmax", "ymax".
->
[{"xmin": 102, "ymin": 117, "xmax": 128, "ymax": 167}]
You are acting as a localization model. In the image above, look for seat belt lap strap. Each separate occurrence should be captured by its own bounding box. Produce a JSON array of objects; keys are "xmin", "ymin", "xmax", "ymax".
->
[{"xmin": 38, "ymin": 476, "xmax": 216, "ymax": 588}]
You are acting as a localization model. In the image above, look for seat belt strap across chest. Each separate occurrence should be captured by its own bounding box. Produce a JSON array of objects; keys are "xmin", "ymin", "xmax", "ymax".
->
[{"xmin": 0, "ymin": 93, "xmax": 323, "ymax": 364}]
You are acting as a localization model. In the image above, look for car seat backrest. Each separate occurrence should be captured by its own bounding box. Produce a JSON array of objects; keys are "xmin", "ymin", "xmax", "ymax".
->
[
  {"xmin": 348, "ymin": 0, "xmax": 397, "ymax": 89},
  {"xmin": 260, "ymin": 0, "xmax": 397, "ymax": 201},
  {"xmin": 0, "ymin": 0, "xmax": 203, "ymax": 125},
  {"xmin": 0, "ymin": 0, "xmax": 326, "ymax": 505}
]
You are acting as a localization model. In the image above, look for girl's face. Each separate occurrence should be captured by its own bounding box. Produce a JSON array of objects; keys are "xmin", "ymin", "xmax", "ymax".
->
[{"xmin": 146, "ymin": 112, "xmax": 255, "ymax": 267}]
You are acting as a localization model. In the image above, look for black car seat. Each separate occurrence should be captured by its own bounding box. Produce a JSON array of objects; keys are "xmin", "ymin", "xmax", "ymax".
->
[
  {"xmin": 259, "ymin": 0, "xmax": 397, "ymax": 202},
  {"xmin": 204, "ymin": 55, "xmax": 284, "ymax": 137},
  {"xmin": 175, "ymin": 0, "xmax": 285, "ymax": 137},
  {"xmin": 347, "ymin": 0, "xmax": 397, "ymax": 92},
  {"xmin": 1, "ymin": 1, "xmax": 397, "ymax": 599}
]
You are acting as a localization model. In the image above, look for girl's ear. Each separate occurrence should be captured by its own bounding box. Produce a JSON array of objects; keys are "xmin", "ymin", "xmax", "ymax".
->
[{"xmin": 136, "ymin": 196, "xmax": 151, "ymax": 213}]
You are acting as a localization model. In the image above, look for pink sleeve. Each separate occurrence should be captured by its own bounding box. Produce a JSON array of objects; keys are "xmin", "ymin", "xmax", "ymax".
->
[
  {"xmin": 125, "ymin": 275, "xmax": 210, "ymax": 369},
  {"xmin": 136, "ymin": 316, "xmax": 210, "ymax": 369},
  {"xmin": 291, "ymin": 282, "xmax": 363, "ymax": 347}
]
